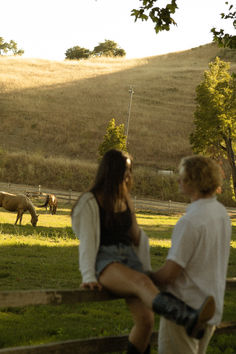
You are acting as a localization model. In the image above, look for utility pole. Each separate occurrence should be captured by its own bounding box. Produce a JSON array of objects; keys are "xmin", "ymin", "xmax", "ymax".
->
[{"xmin": 126, "ymin": 86, "xmax": 134, "ymax": 143}]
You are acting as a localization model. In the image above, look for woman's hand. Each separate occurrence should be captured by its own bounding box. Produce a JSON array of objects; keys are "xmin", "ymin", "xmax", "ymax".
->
[{"xmin": 80, "ymin": 282, "xmax": 103, "ymax": 291}]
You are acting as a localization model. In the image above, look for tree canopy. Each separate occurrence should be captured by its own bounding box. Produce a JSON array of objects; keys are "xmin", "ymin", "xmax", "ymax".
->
[
  {"xmin": 65, "ymin": 40, "xmax": 126, "ymax": 60},
  {"xmin": 131, "ymin": 1, "xmax": 236, "ymax": 49},
  {"xmin": 211, "ymin": 2, "xmax": 236, "ymax": 49},
  {"xmin": 0, "ymin": 37, "xmax": 24, "ymax": 56},
  {"xmin": 131, "ymin": 0, "xmax": 178, "ymax": 33},
  {"xmin": 190, "ymin": 57, "xmax": 236, "ymax": 198},
  {"xmin": 65, "ymin": 46, "xmax": 91, "ymax": 60},
  {"xmin": 93, "ymin": 40, "xmax": 126, "ymax": 57}
]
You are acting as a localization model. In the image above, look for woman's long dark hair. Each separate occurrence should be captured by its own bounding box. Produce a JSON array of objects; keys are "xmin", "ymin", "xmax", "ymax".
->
[
  {"xmin": 91, "ymin": 149, "xmax": 132, "ymax": 223},
  {"xmin": 71, "ymin": 149, "xmax": 133, "ymax": 222}
]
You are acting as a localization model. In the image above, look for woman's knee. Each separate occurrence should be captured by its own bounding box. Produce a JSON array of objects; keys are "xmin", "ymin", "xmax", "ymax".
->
[{"xmin": 132, "ymin": 272, "xmax": 154, "ymax": 290}]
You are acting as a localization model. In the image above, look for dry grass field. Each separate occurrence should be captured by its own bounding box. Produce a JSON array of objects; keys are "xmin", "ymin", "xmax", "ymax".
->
[
  {"xmin": 1, "ymin": 42, "xmax": 235, "ymax": 170},
  {"xmin": 0, "ymin": 43, "xmax": 236, "ymax": 201}
]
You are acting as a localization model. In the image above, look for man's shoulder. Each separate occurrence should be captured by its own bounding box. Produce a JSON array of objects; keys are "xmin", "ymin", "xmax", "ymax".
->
[{"xmin": 185, "ymin": 197, "xmax": 229, "ymax": 224}]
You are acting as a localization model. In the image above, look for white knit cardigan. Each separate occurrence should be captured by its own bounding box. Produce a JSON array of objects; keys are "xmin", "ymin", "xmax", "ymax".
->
[{"xmin": 71, "ymin": 192, "xmax": 152, "ymax": 283}]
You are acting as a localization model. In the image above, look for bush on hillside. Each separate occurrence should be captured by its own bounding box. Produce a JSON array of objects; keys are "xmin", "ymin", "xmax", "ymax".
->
[
  {"xmin": 0, "ymin": 36, "xmax": 24, "ymax": 56},
  {"xmin": 65, "ymin": 46, "xmax": 91, "ymax": 60},
  {"xmin": 65, "ymin": 40, "xmax": 126, "ymax": 60},
  {"xmin": 0, "ymin": 151, "xmax": 235, "ymax": 206},
  {"xmin": 98, "ymin": 118, "xmax": 127, "ymax": 159}
]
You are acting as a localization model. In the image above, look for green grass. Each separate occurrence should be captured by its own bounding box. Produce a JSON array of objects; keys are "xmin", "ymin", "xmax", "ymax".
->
[{"xmin": 0, "ymin": 206, "xmax": 235, "ymax": 353}]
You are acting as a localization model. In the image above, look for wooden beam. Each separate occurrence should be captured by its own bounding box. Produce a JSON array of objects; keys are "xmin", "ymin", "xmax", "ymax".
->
[
  {"xmin": 225, "ymin": 277, "xmax": 236, "ymax": 289},
  {"xmin": 0, "ymin": 288, "xmax": 121, "ymax": 308},
  {"xmin": 0, "ymin": 334, "xmax": 156, "ymax": 354},
  {"xmin": 0, "ymin": 278, "xmax": 235, "ymax": 308},
  {"xmin": 0, "ymin": 323, "xmax": 235, "ymax": 354},
  {"xmin": 0, "ymin": 335, "xmax": 130, "ymax": 354},
  {"xmin": 215, "ymin": 321, "xmax": 236, "ymax": 334}
]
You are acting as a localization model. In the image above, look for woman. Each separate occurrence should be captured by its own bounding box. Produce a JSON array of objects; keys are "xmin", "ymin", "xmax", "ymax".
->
[{"xmin": 71, "ymin": 149, "xmax": 215, "ymax": 354}]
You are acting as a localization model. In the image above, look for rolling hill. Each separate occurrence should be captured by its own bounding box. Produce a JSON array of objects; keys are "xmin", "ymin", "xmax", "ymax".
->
[{"xmin": 1, "ymin": 42, "xmax": 236, "ymax": 171}]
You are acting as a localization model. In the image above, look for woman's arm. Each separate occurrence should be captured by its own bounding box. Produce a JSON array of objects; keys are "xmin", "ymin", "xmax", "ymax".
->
[{"xmin": 72, "ymin": 194, "xmax": 100, "ymax": 284}]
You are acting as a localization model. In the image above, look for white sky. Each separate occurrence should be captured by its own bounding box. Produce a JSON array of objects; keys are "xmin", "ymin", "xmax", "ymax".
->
[{"xmin": 1, "ymin": 0, "xmax": 234, "ymax": 61}]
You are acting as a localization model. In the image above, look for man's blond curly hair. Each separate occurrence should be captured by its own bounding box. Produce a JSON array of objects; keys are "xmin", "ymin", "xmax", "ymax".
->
[{"xmin": 179, "ymin": 155, "xmax": 223, "ymax": 196}]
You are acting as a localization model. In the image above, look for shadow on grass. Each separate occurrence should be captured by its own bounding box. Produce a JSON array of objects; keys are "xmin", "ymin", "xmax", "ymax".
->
[
  {"xmin": 0, "ymin": 205, "xmax": 71, "ymax": 217},
  {"xmin": 140, "ymin": 224, "xmax": 173, "ymax": 240},
  {"xmin": 35, "ymin": 208, "xmax": 71, "ymax": 216},
  {"xmin": 137, "ymin": 211, "xmax": 160, "ymax": 219},
  {"xmin": 0, "ymin": 223, "xmax": 76, "ymax": 239},
  {"xmin": 0, "ymin": 242, "xmax": 80, "ymax": 291}
]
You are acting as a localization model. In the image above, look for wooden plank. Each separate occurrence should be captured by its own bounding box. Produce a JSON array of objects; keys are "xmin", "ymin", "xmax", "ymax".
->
[
  {"xmin": 215, "ymin": 321, "xmax": 236, "ymax": 334},
  {"xmin": 0, "ymin": 279, "xmax": 235, "ymax": 308},
  {"xmin": 0, "ymin": 336, "xmax": 124, "ymax": 354},
  {"xmin": 0, "ymin": 335, "xmax": 130, "ymax": 354},
  {"xmin": 0, "ymin": 289, "xmax": 122, "ymax": 308},
  {"xmin": 225, "ymin": 278, "xmax": 236, "ymax": 289},
  {"xmin": 0, "ymin": 323, "xmax": 235, "ymax": 354}
]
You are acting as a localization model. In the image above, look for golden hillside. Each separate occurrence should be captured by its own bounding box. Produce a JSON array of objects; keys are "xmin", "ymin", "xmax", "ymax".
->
[{"xmin": 1, "ymin": 43, "xmax": 235, "ymax": 170}]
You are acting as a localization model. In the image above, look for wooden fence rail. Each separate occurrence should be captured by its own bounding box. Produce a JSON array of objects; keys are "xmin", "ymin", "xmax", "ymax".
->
[
  {"xmin": 2, "ymin": 181, "xmax": 236, "ymax": 215},
  {"xmin": 0, "ymin": 279, "xmax": 236, "ymax": 354}
]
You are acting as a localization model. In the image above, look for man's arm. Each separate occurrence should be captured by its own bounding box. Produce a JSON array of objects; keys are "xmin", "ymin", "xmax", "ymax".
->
[{"xmin": 151, "ymin": 260, "xmax": 183, "ymax": 288}]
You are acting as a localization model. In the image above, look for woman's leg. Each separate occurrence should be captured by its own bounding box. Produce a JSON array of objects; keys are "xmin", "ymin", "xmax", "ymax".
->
[
  {"xmin": 126, "ymin": 297, "xmax": 154, "ymax": 353},
  {"xmin": 99, "ymin": 262, "xmax": 215, "ymax": 340},
  {"xmin": 98, "ymin": 262, "xmax": 159, "ymax": 308}
]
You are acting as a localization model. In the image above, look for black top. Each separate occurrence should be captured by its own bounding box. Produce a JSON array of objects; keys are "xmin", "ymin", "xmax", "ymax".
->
[{"xmin": 96, "ymin": 198, "xmax": 132, "ymax": 246}]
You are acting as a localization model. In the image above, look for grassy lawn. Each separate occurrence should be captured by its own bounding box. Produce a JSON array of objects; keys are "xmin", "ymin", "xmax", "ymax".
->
[{"xmin": 0, "ymin": 204, "xmax": 235, "ymax": 353}]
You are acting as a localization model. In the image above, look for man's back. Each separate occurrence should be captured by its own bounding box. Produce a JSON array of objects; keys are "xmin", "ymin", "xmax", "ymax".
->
[{"xmin": 166, "ymin": 197, "xmax": 231, "ymax": 324}]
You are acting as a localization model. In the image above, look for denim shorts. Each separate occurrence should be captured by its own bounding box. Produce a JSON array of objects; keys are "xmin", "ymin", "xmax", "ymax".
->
[{"xmin": 95, "ymin": 243, "xmax": 144, "ymax": 278}]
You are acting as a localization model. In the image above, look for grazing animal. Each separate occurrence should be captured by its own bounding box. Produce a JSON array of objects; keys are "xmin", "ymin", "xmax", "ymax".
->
[
  {"xmin": 39, "ymin": 194, "xmax": 58, "ymax": 215},
  {"xmin": 0, "ymin": 191, "xmax": 39, "ymax": 226}
]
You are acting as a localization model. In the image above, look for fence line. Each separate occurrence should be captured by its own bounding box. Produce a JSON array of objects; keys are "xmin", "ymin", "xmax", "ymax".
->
[
  {"xmin": 2, "ymin": 182, "xmax": 236, "ymax": 216},
  {"xmin": 0, "ymin": 279, "xmax": 236, "ymax": 354},
  {"xmin": 1, "ymin": 323, "xmax": 235, "ymax": 354},
  {"xmin": 0, "ymin": 182, "xmax": 80, "ymax": 203},
  {"xmin": 0, "ymin": 182, "xmax": 188, "ymax": 214}
]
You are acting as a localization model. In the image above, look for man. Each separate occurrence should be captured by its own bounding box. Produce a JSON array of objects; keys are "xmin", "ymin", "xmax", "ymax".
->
[{"xmin": 152, "ymin": 155, "xmax": 232, "ymax": 354}]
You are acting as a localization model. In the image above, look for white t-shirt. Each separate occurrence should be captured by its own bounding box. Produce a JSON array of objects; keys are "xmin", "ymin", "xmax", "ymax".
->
[{"xmin": 166, "ymin": 197, "xmax": 231, "ymax": 325}]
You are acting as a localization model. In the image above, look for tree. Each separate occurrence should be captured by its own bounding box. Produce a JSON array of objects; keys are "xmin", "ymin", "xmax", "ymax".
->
[
  {"xmin": 0, "ymin": 37, "xmax": 8, "ymax": 55},
  {"xmin": 7, "ymin": 40, "xmax": 24, "ymax": 56},
  {"xmin": 211, "ymin": 2, "xmax": 236, "ymax": 49},
  {"xmin": 0, "ymin": 37, "xmax": 24, "ymax": 56},
  {"xmin": 131, "ymin": 0, "xmax": 178, "ymax": 33},
  {"xmin": 131, "ymin": 1, "xmax": 235, "ymax": 49},
  {"xmin": 65, "ymin": 40, "xmax": 126, "ymax": 60},
  {"xmin": 98, "ymin": 118, "xmax": 127, "ymax": 159},
  {"xmin": 93, "ymin": 40, "xmax": 126, "ymax": 57},
  {"xmin": 65, "ymin": 46, "xmax": 91, "ymax": 60},
  {"xmin": 190, "ymin": 57, "xmax": 236, "ymax": 198}
]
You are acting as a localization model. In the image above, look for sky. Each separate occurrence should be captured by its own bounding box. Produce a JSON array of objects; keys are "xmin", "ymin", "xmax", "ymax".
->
[{"xmin": 1, "ymin": 0, "xmax": 235, "ymax": 61}]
